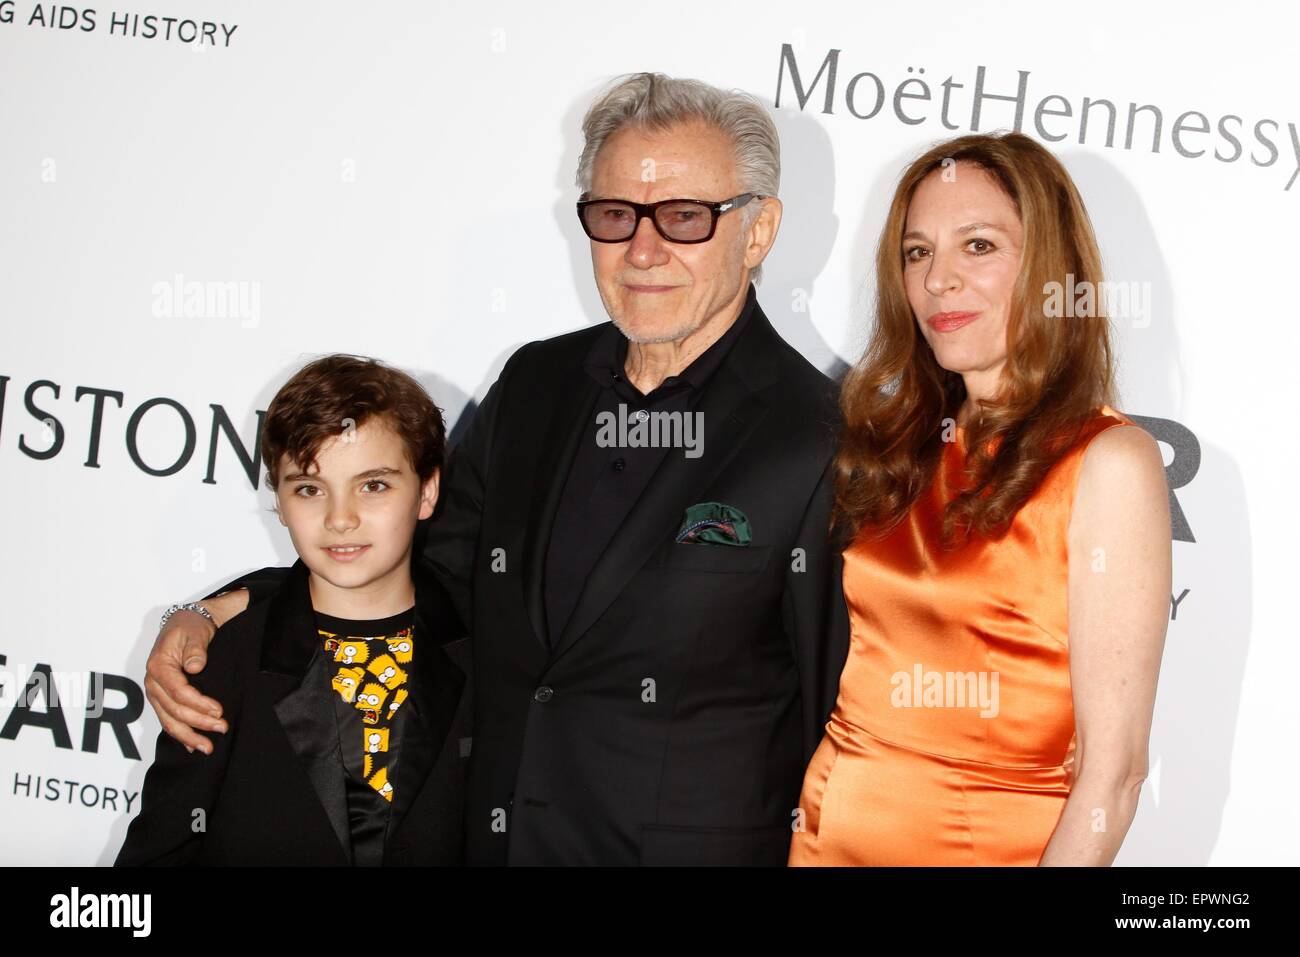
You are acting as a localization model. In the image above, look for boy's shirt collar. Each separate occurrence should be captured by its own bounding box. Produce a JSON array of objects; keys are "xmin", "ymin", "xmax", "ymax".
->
[
  {"xmin": 258, "ymin": 558, "xmax": 462, "ymax": 681},
  {"xmin": 314, "ymin": 605, "xmax": 415, "ymax": 638}
]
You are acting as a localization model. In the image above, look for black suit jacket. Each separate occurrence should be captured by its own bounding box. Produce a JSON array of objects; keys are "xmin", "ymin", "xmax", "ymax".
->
[
  {"xmin": 117, "ymin": 559, "xmax": 472, "ymax": 866},
  {"xmin": 211, "ymin": 290, "xmax": 848, "ymax": 865}
]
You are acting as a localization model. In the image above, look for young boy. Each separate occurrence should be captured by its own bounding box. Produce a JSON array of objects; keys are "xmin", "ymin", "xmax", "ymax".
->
[{"xmin": 116, "ymin": 355, "xmax": 472, "ymax": 866}]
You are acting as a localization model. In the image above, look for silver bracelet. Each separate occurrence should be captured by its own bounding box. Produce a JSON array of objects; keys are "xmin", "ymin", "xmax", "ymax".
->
[{"xmin": 159, "ymin": 601, "xmax": 216, "ymax": 632}]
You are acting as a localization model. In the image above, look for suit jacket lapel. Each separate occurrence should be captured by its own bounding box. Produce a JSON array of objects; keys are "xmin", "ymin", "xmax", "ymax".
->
[
  {"xmin": 385, "ymin": 570, "xmax": 468, "ymax": 850},
  {"xmin": 547, "ymin": 305, "xmax": 783, "ymax": 663},
  {"xmin": 261, "ymin": 560, "xmax": 353, "ymax": 864},
  {"xmin": 521, "ymin": 365, "xmax": 602, "ymax": 651}
]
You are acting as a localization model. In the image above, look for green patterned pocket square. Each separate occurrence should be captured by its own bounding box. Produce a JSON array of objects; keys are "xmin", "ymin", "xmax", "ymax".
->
[{"xmin": 675, "ymin": 502, "xmax": 752, "ymax": 546}]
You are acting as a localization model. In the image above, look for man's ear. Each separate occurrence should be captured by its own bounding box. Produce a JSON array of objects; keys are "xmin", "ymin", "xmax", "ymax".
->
[
  {"xmin": 743, "ymin": 196, "xmax": 783, "ymax": 270},
  {"xmin": 417, "ymin": 467, "xmax": 441, "ymax": 521}
]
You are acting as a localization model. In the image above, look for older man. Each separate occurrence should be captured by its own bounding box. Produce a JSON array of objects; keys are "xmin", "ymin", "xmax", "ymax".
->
[{"xmin": 146, "ymin": 72, "xmax": 848, "ymax": 865}]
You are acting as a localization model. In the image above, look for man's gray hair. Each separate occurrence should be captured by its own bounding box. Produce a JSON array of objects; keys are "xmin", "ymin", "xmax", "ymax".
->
[{"xmin": 576, "ymin": 72, "xmax": 781, "ymax": 281}]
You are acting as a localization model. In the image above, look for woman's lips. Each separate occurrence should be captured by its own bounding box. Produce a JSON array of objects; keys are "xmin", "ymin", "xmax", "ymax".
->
[
  {"xmin": 323, "ymin": 545, "xmax": 370, "ymax": 563},
  {"xmin": 927, "ymin": 311, "xmax": 980, "ymax": 332}
]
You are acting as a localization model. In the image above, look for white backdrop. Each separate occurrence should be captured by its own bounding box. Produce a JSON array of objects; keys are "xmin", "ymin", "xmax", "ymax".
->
[{"xmin": 1, "ymin": 0, "xmax": 1296, "ymax": 865}]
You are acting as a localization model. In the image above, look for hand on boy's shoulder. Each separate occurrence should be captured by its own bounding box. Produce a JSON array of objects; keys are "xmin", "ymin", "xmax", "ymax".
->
[
  {"xmin": 203, "ymin": 564, "xmax": 294, "ymax": 617},
  {"xmin": 194, "ymin": 602, "xmax": 266, "ymax": 689}
]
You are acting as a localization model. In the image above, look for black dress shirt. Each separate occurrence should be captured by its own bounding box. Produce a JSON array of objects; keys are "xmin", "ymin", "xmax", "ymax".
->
[{"xmin": 543, "ymin": 285, "xmax": 758, "ymax": 642}]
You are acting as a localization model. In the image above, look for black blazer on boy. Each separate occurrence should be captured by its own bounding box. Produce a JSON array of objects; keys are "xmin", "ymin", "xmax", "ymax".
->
[{"xmin": 116, "ymin": 559, "xmax": 472, "ymax": 866}]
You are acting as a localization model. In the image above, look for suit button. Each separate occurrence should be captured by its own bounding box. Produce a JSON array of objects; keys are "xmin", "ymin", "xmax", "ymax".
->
[
  {"xmin": 612, "ymin": 457, "xmax": 626, "ymax": 472},
  {"xmin": 533, "ymin": 686, "xmax": 554, "ymax": 702}
]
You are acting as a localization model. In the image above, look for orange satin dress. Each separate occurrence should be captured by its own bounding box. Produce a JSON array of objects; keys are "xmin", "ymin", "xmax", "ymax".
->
[{"xmin": 788, "ymin": 406, "xmax": 1134, "ymax": 866}]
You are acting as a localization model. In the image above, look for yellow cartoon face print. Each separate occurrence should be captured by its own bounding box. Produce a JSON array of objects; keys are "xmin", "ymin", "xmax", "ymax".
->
[
  {"xmin": 331, "ymin": 666, "xmax": 366, "ymax": 703},
  {"xmin": 369, "ymin": 766, "xmax": 393, "ymax": 801},
  {"xmin": 366, "ymin": 654, "xmax": 407, "ymax": 690},
  {"xmin": 355, "ymin": 683, "xmax": 389, "ymax": 724},
  {"xmin": 318, "ymin": 621, "xmax": 414, "ymax": 804},
  {"xmin": 387, "ymin": 688, "xmax": 408, "ymax": 718},
  {"xmin": 332, "ymin": 640, "xmax": 370, "ymax": 666},
  {"xmin": 387, "ymin": 629, "xmax": 414, "ymax": 663}
]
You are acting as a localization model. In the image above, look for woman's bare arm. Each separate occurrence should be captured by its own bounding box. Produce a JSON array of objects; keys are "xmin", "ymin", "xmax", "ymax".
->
[{"xmin": 1040, "ymin": 424, "xmax": 1171, "ymax": 865}]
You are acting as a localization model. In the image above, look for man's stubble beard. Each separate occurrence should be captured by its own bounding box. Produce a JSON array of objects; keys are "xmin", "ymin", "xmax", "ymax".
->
[
  {"xmin": 609, "ymin": 312, "xmax": 707, "ymax": 346},
  {"xmin": 599, "ymin": 234, "xmax": 750, "ymax": 346}
]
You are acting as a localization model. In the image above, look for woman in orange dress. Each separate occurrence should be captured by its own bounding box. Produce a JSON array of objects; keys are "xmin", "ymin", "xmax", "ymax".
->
[{"xmin": 789, "ymin": 133, "xmax": 1171, "ymax": 866}]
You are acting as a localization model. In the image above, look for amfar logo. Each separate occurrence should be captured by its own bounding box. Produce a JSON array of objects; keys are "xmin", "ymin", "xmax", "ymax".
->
[
  {"xmin": 1127, "ymin": 414, "xmax": 1199, "ymax": 544},
  {"xmin": 0, "ymin": 652, "xmax": 144, "ymax": 759},
  {"xmin": 49, "ymin": 887, "xmax": 151, "ymax": 937}
]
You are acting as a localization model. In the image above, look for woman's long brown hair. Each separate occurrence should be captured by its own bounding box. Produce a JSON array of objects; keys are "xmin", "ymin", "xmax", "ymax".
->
[{"xmin": 833, "ymin": 132, "xmax": 1116, "ymax": 549}]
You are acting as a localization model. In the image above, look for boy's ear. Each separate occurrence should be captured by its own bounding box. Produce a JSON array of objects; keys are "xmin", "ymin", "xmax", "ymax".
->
[
  {"xmin": 269, "ymin": 477, "xmax": 287, "ymax": 527},
  {"xmin": 417, "ymin": 468, "xmax": 440, "ymax": 521}
]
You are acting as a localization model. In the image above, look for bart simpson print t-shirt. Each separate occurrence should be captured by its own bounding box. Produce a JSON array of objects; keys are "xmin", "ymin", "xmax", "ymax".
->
[{"xmin": 315, "ymin": 607, "xmax": 416, "ymax": 810}]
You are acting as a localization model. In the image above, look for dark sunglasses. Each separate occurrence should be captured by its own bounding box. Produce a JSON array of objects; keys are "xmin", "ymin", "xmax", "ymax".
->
[{"xmin": 576, "ymin": 192, "xmax": 763, "ymax": 244}]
